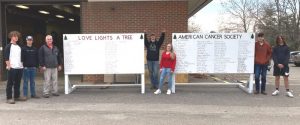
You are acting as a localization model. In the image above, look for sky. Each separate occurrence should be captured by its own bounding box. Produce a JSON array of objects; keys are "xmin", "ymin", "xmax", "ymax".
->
[{"xmin": 189, "ymin": 0, "xmax": 225, "ymax": 32}]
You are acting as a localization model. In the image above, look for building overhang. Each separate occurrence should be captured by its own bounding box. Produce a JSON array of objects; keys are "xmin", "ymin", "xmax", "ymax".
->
[
  {"xmin": 87, "ymin": 0, "xmax": 212, "ymax": 17},
  {"xmin": 0, "ymin": 0, "xmax": 212, "ymax": 17},
  {"xmin": 187, "ymin": 0, "xmax": 212, "ymax": 17}
]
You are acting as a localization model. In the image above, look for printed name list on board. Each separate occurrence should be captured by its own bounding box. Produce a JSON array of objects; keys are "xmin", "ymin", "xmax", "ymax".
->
[
  {"xmin": 63, "ymin": 33, "xmax": 145, "ymax": 74},
  {"xmin": 172, "ymin": 33, "xmax": 255, "ymax": 74}
]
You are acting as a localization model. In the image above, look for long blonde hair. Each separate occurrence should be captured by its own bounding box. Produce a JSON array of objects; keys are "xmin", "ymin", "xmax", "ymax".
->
[{"xmin": 165, "ymin": 43, "xmax": 175, "ymax": 60}]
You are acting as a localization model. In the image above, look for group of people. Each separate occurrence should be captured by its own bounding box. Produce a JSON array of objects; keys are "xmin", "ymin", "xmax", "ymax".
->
[
  {"xmin": 4, "ymin": 30, "xmax": 294, "ymax": 104},
  {"xmin": 145, "ymin": 31, "xmax": 295, "ymax": 97},
  {"xmin": 144, "ymin": 29, "xmax": 176, "ymax": 95},
  {"xmin": 254, "ymin": 33, "xmax": 293, "ymax": 97},
  {"xmin": 5, "ymin": 31, "xmax": 62, "ymax": 104}
]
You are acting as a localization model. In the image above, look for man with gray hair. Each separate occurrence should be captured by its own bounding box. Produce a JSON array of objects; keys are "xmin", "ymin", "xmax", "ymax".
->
[{"xmin": 39, "ymin": 35, "xmax": 62, "ymax": 98}]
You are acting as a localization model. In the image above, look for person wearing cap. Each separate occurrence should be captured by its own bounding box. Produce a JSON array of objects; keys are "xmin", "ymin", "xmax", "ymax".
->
[
  {"xmin": 22, "ymin": 36, "xmax": 40, "ymax": 99},
  {"xmin": 254, "ymin": 33, "xmax": 272, "ymax": 95},
  {"xmin": 144, "ymin": 29, "xmax": 166, "ymax": 89},
  {"xmin": 39, "ymin": 35, "xmax": 62, "ymax": 98},
  {"xmin": 4, "ymin": 31, "xmax": 27, "ymax": 104}
]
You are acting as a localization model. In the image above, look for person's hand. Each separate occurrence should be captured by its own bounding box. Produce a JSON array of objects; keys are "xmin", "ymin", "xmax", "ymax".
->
[
  {"xmin": 6, "ymin": 65, "xmax": 11, "ymax": 70},
  {"xmin": 41, "ymin": 66, "xmax": 46, "ymax": 72},
  {"xmin": 278, "ymin": 64, "xmax": 284, "ymax": 69},
  {"xmin": 58, "ymin": 66, "xmax": 62, "ymax": 71},
  {"xmin": 160, "ymin": 69, "xmax": 162, "ymax": 73},
  {"xmin": 162, "ymin": 29, "xmax": 166, "ymax": 33}
]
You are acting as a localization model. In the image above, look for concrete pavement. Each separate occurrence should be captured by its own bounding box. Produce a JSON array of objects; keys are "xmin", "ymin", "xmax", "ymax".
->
[{"xmin": 0, "ymin": 65, "xmax": 299, "ymax": 125}]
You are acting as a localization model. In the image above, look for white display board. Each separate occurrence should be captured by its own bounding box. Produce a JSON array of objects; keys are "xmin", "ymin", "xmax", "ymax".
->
[
  {"xmin": 63, "ymin": 33, "xmax": 145, "ymax": 74},
  {"xmin": 172, "ymin": 33, "xmax": 255, "ymax": 73}
]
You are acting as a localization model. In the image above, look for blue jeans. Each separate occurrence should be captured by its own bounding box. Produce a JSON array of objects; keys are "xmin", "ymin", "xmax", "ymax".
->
[
  {"xmin": 158, "ymin": 68, "xmax": 173, "ymax": 90},
  {"xmin": 147, "ymin": 61, "xmax": 159, "ymax": 88},
  {"xmin": 254, "ymin": 64, "xmax": 267, "ymax": 92},
  {"xmin": 23, "ymin": 67, "xmax": 37, "ymax": 97}
]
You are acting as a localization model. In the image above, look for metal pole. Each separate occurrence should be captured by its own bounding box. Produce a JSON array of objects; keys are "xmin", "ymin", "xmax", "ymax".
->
[
  {"xmin": 64, "ymin": 74, "xmax": 69, "ymax": 94},
  {"xmin": 248, "ymin": 74, "xmax": 254, "ymax": 94},
  {"xmin": 141, "ymin": 74, "xmax": 145, "ymax": 94},
  {"xmin": 172, "ymin": 74, "xmax": 176, "ymax": 93}
]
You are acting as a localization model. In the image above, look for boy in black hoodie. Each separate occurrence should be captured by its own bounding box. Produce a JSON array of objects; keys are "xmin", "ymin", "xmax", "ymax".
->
[
  {"xmin": 144, "ymin": 29, "xmax": 166, "ymax": 89},
  {"xmin": 271, "ymin": 35, "xmax": 293, "ymax": 98}
]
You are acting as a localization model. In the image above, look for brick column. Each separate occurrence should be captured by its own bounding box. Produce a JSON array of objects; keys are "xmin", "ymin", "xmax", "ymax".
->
[{"xmin": 81, "ymin": 1, "xmax": 188, "ymax": 82}]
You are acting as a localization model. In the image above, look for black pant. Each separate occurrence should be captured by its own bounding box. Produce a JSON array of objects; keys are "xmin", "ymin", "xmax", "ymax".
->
[{"xmin": 6, "ymin": 68, "xmax": 23, "ymax": 99}]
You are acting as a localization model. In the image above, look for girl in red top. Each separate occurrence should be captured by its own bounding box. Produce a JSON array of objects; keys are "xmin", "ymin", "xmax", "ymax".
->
[{"xmin": 154, "ymin": 43, "xmax": 176, "ymax": 95}]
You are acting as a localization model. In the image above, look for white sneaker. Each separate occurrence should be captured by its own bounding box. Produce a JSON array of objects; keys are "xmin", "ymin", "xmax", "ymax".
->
[
  {"xmin": 154, "ymin": 89, "xmax": 161, "ymax": 95},
  {"xmin": 166, "ymin": 89, "xmax": 171, "ymax": 95},
  {"xmin": 272, "ymin": 90, "xmax": 280, "ymax": 96},
  {"xmin": 286, "ymin": 91, "xmax": 294, "ymax": 98}
]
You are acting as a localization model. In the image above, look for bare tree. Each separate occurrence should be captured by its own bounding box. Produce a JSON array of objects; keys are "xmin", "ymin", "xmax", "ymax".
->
[
  {"xmin": 254, "ymin": 0, "xmax": 300, "ymax": 49},
  {"xmin": 220, "ymin": 0, "xmax": 300, "ymax": 49},
  {"xmin": 188, "ymin": 21, "xmax": 202, "ymax": 33},
  {"xmin": 218, "ymin": 20, "xmax": 245, "ymax": 33},
  {"xmin": 286, "ymin": 0, "xmax": 300, "ymax": 49},
  {"xmin": 221, "ymin": 0, "xmax": 255, "ymax": 32}
]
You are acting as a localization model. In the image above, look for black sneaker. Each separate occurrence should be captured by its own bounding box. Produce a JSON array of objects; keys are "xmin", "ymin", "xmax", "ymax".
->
[
  {"xmin": 31, "ymin": 95, "xmax": 40, "ymax": 99},
  {"xmin": 261, "ymin": 91, "xmax": 267, "ymax": 95},
  {"xmin": 150, "ymin": 86, "xmax": 157, "ymax": 90},
  {"xmin": 52, "ymin": 93, "xmax": 60, "ymax": 96},
  {"xmin": 15, "ymin": 97, "xmax": 27, "ymax": 101},
  {"xmin": 254, "ymin": 91, "xmax": 259, "ymax": 94}
]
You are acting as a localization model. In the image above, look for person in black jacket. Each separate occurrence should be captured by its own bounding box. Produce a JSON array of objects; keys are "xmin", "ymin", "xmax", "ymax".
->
[
  {"xmin": 39, "ymin": 35, "xmax": 62, "ymax": 98},
  {"xmin": 144, "ymin": 29, "xmax": 166, "ymax": 89},
  {"xmin": 22, "ymin": 36, "xmax": 40, "ymax": 99},
  {"xmin": 271, "ymin": 35, "xmax": 293, "ymax": 98},
  {"xmin": 4, "ymin": 31, "xmax": 27, "ymax": 104}
]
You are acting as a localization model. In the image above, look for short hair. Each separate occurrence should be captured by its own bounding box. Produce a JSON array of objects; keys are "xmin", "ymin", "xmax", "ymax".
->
[
  {"xmin": 8, "ymin": 31, "xmax": 21, "ymax": 39},
  {"xmin": 257, "ymin": 33, "xmax": 264, "ymax": 37},
  {"xmin": 45, "ymin": 35, "xmax": 52, "ymax": 40}
]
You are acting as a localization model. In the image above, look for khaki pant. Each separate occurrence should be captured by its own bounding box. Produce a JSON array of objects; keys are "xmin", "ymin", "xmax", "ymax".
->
[{"xmin": 43, "ymin": 68, "xmax": 58, "ymax": 95}]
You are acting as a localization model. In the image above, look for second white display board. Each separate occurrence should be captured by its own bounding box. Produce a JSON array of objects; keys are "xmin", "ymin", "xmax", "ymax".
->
[{"xmin": 172, "ymin": 33, "xmax": 255, "ymax": 74}]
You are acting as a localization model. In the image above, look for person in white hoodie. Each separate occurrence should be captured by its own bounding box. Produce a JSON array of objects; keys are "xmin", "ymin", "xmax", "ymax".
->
[{"xmin": 4, "ymin": 31, "xmax": 27, "ymax": 104}]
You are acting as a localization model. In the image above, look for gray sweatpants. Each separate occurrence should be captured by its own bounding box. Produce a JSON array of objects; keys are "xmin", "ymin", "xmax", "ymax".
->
[{"xmin": 43, "ymin": 68, "xmax": 58, "ymax": 95}]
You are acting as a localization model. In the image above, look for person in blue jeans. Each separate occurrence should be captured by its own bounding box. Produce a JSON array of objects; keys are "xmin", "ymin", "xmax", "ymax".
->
[
  {"xmin": 144, "ymin": 29, "xmax": 166, "ymax": 89},
  {"xmin": 22, "ymin": 36, "xmax": 40, "ymax": 99},
  {"xmin": 254, "ymin": 33, "xmax": 272, "ymax": 95},
  {"xmin": 154, "ymin": 43, "xmax": 176, "ymax": 95}
]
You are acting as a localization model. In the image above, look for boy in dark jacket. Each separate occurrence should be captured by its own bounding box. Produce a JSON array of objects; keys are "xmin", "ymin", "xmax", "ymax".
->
[
  {"xmin": 22, "ymin": 36, "xmax": 40, "ymax": 99},
  {"xmin": 271, "ymin": 35, "xmax": 293, "ymax": 98}
]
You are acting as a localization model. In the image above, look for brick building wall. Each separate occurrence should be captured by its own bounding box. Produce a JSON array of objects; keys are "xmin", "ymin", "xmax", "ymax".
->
[
  {"xmin": 81, "ymin": 1, "xmax": 188, "ymax": 82},
  {"xmin": 0, "ymin": 49, "xmax": 2, "ymax": 81}
]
